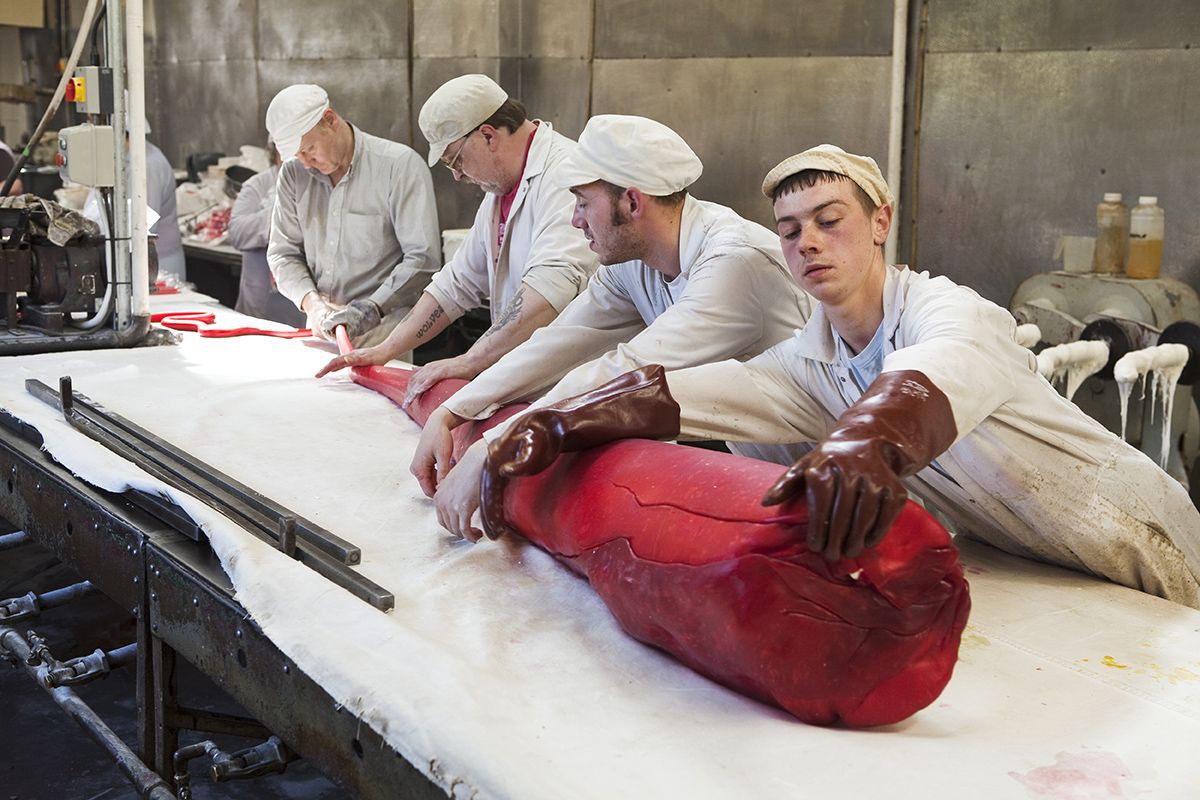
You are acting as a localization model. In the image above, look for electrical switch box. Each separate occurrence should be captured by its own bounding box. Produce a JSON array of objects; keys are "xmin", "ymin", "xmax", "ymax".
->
[
  {"xmin": 56, "ymin": 124, "xmax": 116, "ymax": 187},
  {"xmin": 66, "ymin": 66, "xmax": 114, "ymax": 115}
]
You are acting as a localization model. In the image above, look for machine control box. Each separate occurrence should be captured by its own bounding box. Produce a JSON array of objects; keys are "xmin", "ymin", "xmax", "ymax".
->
[
  {"xmin": 65, "ymin": 66, "xmax": 114, "ymax": 115},
  {"xmin": 56, "ymin": 124, "xmax": 116, "ymax": 187}
]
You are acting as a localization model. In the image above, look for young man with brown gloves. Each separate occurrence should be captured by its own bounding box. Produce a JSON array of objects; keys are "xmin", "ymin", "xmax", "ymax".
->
[{"xmin": 455, "ymin": 145, "xmax": 1200, "ymax": 610}]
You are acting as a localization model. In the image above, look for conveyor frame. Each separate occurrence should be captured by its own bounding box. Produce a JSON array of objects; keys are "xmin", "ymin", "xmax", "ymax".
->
[{"xmin": 0, "ymin": 413, "xmax": 445, "ymax": 798}]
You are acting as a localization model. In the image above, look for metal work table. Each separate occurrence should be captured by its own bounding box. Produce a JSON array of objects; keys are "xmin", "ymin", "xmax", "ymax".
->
[
  {"xmin": 0, "ymin": 389, "xmax": 440, "ymax": 799},
  {"xmin": 1, "ymin": 291, "xmax": 1199, "ymax": 799}
]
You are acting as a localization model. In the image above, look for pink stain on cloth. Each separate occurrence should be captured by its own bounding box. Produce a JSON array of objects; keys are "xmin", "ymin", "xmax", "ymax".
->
[
  {"xmin": 337, "ymin": 345, "xmax": 971, "ymax": 728},
  {"xmin": 1010, "ymin": 751, "xmax": 1133, "ymax": 799}
]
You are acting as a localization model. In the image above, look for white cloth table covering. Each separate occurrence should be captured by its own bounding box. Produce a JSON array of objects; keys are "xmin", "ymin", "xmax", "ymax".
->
[{"xmin": 1, "ymin": 291, "xmax": 1197, "ymax": 799}]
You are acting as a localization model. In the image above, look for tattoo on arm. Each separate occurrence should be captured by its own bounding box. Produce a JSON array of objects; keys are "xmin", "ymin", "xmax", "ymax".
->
[
  {"xmin": 483, "ymin": 288, "xmax": 526, "ymax": 338},
  {"xmin": 415, "ymin": 306, "xmax": 444, "ymax": 340}
]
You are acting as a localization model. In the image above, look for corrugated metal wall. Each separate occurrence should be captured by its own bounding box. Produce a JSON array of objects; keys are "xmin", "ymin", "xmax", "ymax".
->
[{"xmin": 142, "ymin": 0, "xmax": 1200, "ymax": 305}]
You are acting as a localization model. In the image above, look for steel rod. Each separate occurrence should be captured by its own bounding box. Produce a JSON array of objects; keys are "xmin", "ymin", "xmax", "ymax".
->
[
  {"xmin": 26, "ymin": 378, "xmax": 361, "ymax": 565},
  {"xmin": 0, "ymin": 625, "xmax": 178, "ymax": 799},
  {"xmin": 25, "ymin": 379, "xmax": 392, "ymax": 611}
]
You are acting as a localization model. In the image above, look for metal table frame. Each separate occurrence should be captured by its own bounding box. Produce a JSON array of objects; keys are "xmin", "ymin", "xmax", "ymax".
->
[{"xmin": 0, "ymin": 415, "xmax": 445, "ymax": 799}]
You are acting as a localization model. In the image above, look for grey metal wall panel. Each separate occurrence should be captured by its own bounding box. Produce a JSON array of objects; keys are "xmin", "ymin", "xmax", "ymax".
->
[
  {"xmin": 412, "ymin": 57, "xmax": 501, "ymax": 229},
  {"xmin": 592, "ymin": 57, "xmax": 891, "ymax": 226},
  {"xmin": 917, "ymin": 49, "xmax": 1200, "ymax": 306},
  {"xmin": 928, "ymin": 0, "xmax": 1200, "ymax": 53},
  {"xmin": 257, "ymin": 0, "xmax": 411, "ymax": 60},
  {"xmin": 498, "ymin": 57, "xmax": 590, "ymax": 139},
  {"xmin": 498, "ymin": 0, "xmax": 592, "ymax": 58},
  {"xmin": 413, "ymin": 0, "xmax": 502, "ymax": 57},
  {"xmin": 594, "ymin": 0, "xmax": 893, "ymax": 59},
  {"xmin": 258, "ymin": 58, "xmax": 413, "ymax": 148},
  {"xmin": 155, "ymin": 61, "xmax": 261, "ymax": 166},
  {"xmin": 155, "ymin": 0, "xmax": 255, "ymax": 63}
]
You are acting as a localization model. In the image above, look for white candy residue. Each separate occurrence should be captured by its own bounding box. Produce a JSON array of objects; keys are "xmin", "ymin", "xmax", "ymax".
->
[
  {"xmin": 1112, "ymin": 343, "xmax": 1189, "ymax": 468},
  {"xmin": 1036, "ymin": 340, "xmax": 1109, "ymax": 401},
  {"xmin": 1015, "ymin": 323, "xmax": 1042, "ymax": 350}
]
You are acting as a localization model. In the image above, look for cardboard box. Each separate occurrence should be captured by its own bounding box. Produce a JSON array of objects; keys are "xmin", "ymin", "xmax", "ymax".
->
[{"xmin": 0, "ymin": 1, "xmax": 46, "ymax": 29}]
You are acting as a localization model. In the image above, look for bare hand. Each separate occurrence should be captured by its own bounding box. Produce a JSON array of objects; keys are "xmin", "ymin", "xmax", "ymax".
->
[
  {"xmin": 314, "ymin": 345, "xmax": 389, "ymax": 379},
  {"xmin": 432, "ymin": 444, "xmax": 487, "ymax": 542},
  {"xmin": 402, "ymin": 356, "xmax": 479, "ymax": 408},
  {"xmin": 409, "ymin": 407, "xmax": 462, "ymax": 497}
]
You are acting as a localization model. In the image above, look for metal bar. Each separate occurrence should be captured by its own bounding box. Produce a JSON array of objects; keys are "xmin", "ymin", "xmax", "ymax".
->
[
  {"xmin": 37, "ymin": 579, "xmax": 97, "ymax": 610},
  {"xmin": 152, "ymin": 632, "xmax": 180, "ymax": 792},
  {"xmin": 27, "ymin": 378, "xmax": 361, "ymax": 565},
  {"xmin": 25, "ymin": 379, "xmax": 393, "ymax": 611},
  {"xmin": 0, "ymin": 625, "xmax": 178, "ymax": 800},
  {"xmin": 164, "ymin": 707, "xmax": 271, "ymax": 740},
  {"xmin": 0, "ymin": 530, "xmax": 31, "ymax": 550},
  {"xmin": 107, "ymin": 642, "xmax": 137, "ymax": 669}
]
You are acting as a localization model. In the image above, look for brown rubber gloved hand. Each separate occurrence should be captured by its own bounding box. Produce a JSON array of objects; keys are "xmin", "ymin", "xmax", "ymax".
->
[
  {"xmin": 762, "ymin": 370, "xmax": 957, "ymax": 561},
  {"xmin": 481, "ymin": 365, "xmax": 682, "ymax": 540}
]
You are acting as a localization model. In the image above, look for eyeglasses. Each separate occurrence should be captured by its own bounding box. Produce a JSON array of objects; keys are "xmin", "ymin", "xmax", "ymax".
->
[{"xmin": 441, "ymin": 128, "xmax": 479, "ymax": 172}]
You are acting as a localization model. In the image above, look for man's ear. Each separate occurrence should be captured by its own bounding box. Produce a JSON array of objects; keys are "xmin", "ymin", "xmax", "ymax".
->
[
  {"xmin": 625, "ymin": 187, "xmax": 646, "ymax": 219},
  {"xmin": 873, "ymin": 203, "xmax": 893, "ymax": 246}
]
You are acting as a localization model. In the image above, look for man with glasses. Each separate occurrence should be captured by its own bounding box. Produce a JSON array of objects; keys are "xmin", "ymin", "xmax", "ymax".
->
[
  {"xmin": 266, "ymin": 84, "xmax": 441, "ymax": 347},
  {"xmin": 316, "ymin": 75, "xmax": 597, "ymax": 395}
]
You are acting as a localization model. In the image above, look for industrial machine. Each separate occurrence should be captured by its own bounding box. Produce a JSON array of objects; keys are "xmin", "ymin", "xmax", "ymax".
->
[
  {"xmin": 0, "ymin": 0, "xmax": 151, "ymax": 356},
  {"xmin": 1011, "ymin": 270, "xmax": 1200, "ymax": 496}
]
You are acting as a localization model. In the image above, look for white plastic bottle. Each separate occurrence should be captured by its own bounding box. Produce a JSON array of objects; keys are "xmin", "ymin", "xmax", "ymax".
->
[
  {"xmin": 1093, "ymin": 192, "xmax": 1129, "ymax": 274},
  {"xmin": 1127, "ymin": 196, "xmax": 1165, "ymax": 279}
]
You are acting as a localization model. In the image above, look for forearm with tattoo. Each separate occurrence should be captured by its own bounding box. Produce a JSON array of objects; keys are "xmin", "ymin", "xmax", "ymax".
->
[
  {"xmin": 483, "ymin": 287, "xmax": 525, "ymax": 338},
  {"xmin": 415, "ymin": 306, "xmax": 445, "ymax": 340}
]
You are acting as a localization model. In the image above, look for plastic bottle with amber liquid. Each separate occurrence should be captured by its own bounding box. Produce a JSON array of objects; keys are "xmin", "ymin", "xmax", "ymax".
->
[
  {"xmin": 1092, "ymin": 192, "xmax": 1129, "ymax": 274},
  {"xmin": 1127, "ymin": 196, "xmax": 1165, "ymax": 279}
]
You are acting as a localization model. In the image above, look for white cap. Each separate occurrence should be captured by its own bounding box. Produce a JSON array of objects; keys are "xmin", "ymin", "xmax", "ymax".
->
[
  {"xmin": 419, "ymin": 75, "xmax": 508, "ymax": 167},
  {"xmin": 1138, "ymin": 196, "xmax": 1158, "ymax": 205},
  {"xmin": 266, "ymin": 85, "xmax": 331, "ymax": 161},
  {"xmin": 1103, "ymin": 192, "xmax": 1122, "ymax": 202},
  {"xmin": 761, "ymin": 144, "xmax": 893, "ymax": 207},
  {"xmin": 554, "ymin": 115, "xmax": 702, "ymax": 196}
]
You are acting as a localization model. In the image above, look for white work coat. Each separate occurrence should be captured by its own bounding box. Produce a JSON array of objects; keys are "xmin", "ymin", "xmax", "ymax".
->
[
  {"xmin": 424, "ymin": 122, "xmax": 596, "ymax": 322},
  {"xmin": 444, "ymin": 195, "xmax": 813, "ymax": 420},
  {"xmin": 663, "ymin": 265, "xmax": 1200, "ymax": 608}
]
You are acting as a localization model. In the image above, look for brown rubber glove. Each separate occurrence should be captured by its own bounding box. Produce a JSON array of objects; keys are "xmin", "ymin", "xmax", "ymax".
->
[
  {"xmin": 762, "ymin": 370, "xmax": 957, "ymax": 561},
  {"xmin": 481, "ymin": 365, "xmax": 682, "ymax": 540}
]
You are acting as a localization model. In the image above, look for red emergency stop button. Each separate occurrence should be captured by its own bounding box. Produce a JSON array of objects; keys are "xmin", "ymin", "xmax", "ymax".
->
[
  {"xmin": 65, "ymin": 79, "xmax": 76, "ymax": 102},
  {"xmin": 55, "ymin": 152, "xmax": 65, "ymax": 167}
]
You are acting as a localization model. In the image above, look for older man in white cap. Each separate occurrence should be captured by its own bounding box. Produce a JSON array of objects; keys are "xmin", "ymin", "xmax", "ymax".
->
[
  {"xmin": 473, "ymin": 144, "xmax": 1200, "ymax": 610},
  {"xmin": 315, "ymin": 74, "xmax": 596, "ymax": 391},
  {"xmin": 415, "ymin": 114, "xmax": 813, "ymax": 529},
  {"xmin": 266, "ymin": 84, "xmax": 440, "ymax": 346}
]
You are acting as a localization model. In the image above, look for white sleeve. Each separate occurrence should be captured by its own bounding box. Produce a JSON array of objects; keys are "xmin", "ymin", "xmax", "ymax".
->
[
  {"xmin": 883, "ymin": 278, "xmax": 1026, "ymax": 441},
  {"xmin": 441, "ymin": 268, "xmax": 645, "ymax": 419},
  {"xmin": 531, "ymin": 251, "xmax": 777, "ymax": 407},
  {"xmin": 266, "ymin": 163, "xmax": 316, "ymax": 307},
  {"xmin": 423, "ymin": 203, "xmax": 492, "ymax": 322},
  {"xmin": 513, "ymin": 182, "xmax": 596, "ymax": 313},
  {"xmin": 367, "ymin": 150, "xmax": 442, "ymax": 314}
]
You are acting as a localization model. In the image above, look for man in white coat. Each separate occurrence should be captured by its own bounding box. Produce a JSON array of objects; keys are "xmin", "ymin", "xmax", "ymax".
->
[
  {"xmin": 416, "ymin": 114, "xmax": 813, "ymax": 525},
  {"xmin": 316, "ymin": 75, "xmax": 597, "ymax": 393},
  {"xmin": 266, "ymin": 84, "xmax": 441, "ymax": 347},
  {"xmin": 471, "ymin": 144, "xmax": 1200, "ymax": 609}
]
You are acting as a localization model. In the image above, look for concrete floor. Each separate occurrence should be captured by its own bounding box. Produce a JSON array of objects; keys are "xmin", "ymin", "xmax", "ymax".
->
[{"xmin": 0, "ymin": 539, "xmax": 349, "ymax": 799}]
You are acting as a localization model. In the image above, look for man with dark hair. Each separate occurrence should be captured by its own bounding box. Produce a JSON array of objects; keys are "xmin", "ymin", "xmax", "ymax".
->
[
  {"xmin": 266, "ymin": 83, "xmax": 441, "ymax": 347},
  {"xmin": 469, "ymin": 144, "xmax": 1200, "ymax": 609},
  {"xmin": 317, "ymin": 74, "xmax": 597, "ymax": 391},
  {"xmin": 412, "ymin": 114, "xmax": 813, "ymax": 521}
]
